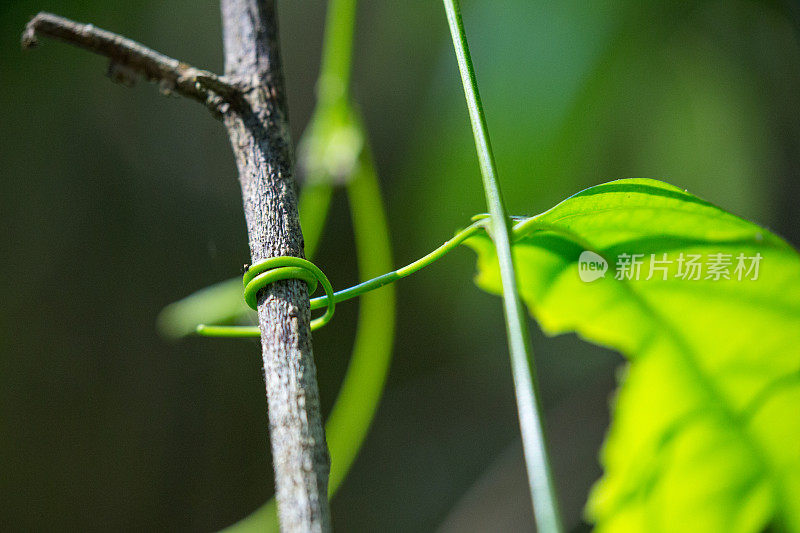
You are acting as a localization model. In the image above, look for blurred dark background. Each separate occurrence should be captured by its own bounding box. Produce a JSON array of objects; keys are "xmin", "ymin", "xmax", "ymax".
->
[{"xmin": 2, "ymin": 1, "xmax": 799, "ymax": 531}]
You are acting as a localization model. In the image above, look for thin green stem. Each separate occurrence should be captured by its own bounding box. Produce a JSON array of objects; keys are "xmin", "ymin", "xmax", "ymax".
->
[
  {"xmin": 195, "ymin": 324, "xmax": 260, "ymax": 337},
  {"xmin": 442, "ymin": 1, "xmax": 563, "ymax": 532},
  {"xmin": 312, "ymin": 220, "xmax": 483, "ymax": 307},
  {"xmin": 298, "ymin": 182, "xmax": 334, "ymax": 258},
  {"xmin": 325, "ymin": 145, "xmax": 394, "ymax": 494},
  {"xmin": 197, "ymin": 221, "xmax": 484, "ymax": 337},
  {"xmin": 318, "ymin": 0, "xmax": 356, "ymax": 105}
]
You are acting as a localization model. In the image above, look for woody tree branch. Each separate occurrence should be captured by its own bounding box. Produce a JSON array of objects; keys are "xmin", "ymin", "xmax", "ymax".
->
[
  {"xmin": 22, "ymin": 12, "xmax": 238, "ymax": 114},
  {"xmin": 219, "ymin": 1, "xmax": 331, "ymax": 531},
  {"xmin": 23, "ymin": 4, "xmax": 331, "ymax": 532}
]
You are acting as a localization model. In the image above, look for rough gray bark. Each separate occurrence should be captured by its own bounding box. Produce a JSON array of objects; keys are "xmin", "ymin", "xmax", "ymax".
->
[
  {"xmin": 23, "ymin": 6, "xmax": 331, "ymax": 532},
  {"xmin": 219, "ymin": 1, "xmax": 331, "ymax": 531}
]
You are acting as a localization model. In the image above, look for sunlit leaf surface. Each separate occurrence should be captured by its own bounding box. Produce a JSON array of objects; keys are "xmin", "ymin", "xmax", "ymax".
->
[{"xmin": 467, "ymin": 178, "xmax": 800, "ymax": 532}]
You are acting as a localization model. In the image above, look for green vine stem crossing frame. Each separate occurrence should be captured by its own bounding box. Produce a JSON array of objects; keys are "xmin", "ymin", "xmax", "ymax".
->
[
  {"xmin": 196, "ymin": 220, "xmax": 485, "ymax": 338},
  {"xmin": 442, "ymin": 1, "xmax": 563, "ymax": 531}
]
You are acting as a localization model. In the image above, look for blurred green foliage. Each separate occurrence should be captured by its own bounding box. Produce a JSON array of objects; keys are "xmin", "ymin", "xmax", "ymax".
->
[{"xmin": 2, "ymin": 0, "xmax": 800, "ymax": 531}]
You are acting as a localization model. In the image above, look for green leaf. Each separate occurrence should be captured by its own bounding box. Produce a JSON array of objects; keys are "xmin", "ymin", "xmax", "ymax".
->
[{"xmin": 465, "ymin": 178, "xmax": 800, "ymax": 532}]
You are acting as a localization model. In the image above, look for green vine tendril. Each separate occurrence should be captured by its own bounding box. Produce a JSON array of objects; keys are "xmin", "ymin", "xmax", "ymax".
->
[
  {"xmin": 195, "ymin": 220, "xmax": 487, "ymax": 338},
  {"xmin": 195, "ymin": 256, "xmax": 335, "ymax": 337}
]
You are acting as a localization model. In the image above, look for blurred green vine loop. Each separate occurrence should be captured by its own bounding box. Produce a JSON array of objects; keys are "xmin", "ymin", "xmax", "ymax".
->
[
  {"xmin": 317, "ymin": 0, "xmax": 356, "ymax": 105},
  {"xmin": 296, "ymin": 0, "xmax": 361, "ymax": 260},
  {"xmin": 298, "ymin": 0, "xmax": 361, "ymax": 188},
  {"xmin": 299, "ymin": 100, "xmax": 364, "ymax": 187}
]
